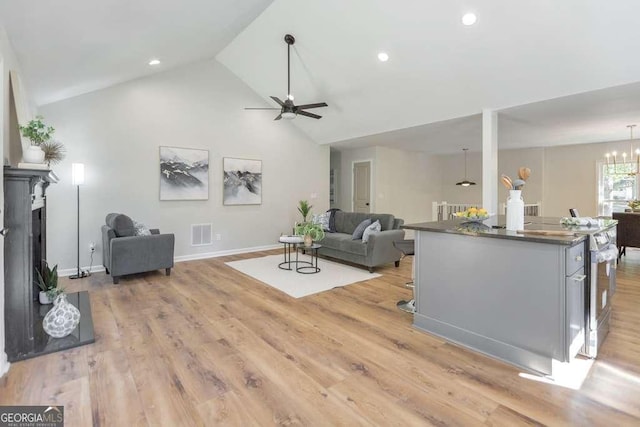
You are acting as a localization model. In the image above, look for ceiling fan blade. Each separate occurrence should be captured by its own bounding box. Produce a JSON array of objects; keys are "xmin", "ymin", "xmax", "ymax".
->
[
  {"xmin": 274, "ymin": 113, "xmax": 283, "ymax": 121},
  {"xmin": 245, "ymin": 107, "xmax": 281, "ymax": 110},
  {"xmin": 270, "ymin": 96, "xmax": 285, "ymax": 106},
  {"xmin": 295, "ymin": 102, "xmax": 328, "ymax": 110},
  {"xmin": 297, "ymin": 110, "xmax": 322, "ymax": 120}
]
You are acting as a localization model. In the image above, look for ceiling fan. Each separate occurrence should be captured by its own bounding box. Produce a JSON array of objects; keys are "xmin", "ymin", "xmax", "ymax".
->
[{"xmin": 245, "ymin": 34, "xmax": 328, "ymax": 120}]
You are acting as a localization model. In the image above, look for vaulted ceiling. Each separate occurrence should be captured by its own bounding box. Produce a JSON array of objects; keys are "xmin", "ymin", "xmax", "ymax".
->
[{"xmin": 2, "ymin": 0, "xmax": 640, "ymax": 153}]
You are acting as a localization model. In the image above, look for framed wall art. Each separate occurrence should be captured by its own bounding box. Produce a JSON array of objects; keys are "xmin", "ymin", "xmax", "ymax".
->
[
  {"xmin": 223, "ymin": 157, "xmax": 262, "ymax": 205},
  {"xmin": 159, "ymin": 146, "xmax": 209, "ymax": 201}
]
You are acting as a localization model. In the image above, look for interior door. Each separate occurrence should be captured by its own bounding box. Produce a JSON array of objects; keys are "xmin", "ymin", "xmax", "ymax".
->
[{"xmin": 353, "ymin": 161, "xmax": 371, "ymax": 213}]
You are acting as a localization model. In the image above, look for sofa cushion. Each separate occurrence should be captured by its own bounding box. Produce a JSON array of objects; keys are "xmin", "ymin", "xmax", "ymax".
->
[
  {"xmin": 133, "ymin": 220, "xmax": 152, "ymax": 236},
  {"xmin": 312, "ymin": 212, "xmax": 331, "ymax": 231},
  {"xmin": 352, "ymin": 218, "xmax": 372, "ymax": 240},
  {"xmin": 362, "ymin": 220, "xmax": 381, "ymax": 243},
  {"xmin": 319, "ymin": 233, "xmax": 367, "ymax": 256},
  {"xmin": 334, "ymin": 211, "xmax": 395, "ymax": 234},
  {"xmin": 105, "ymin": 213, "xmax": 135, "ymax": 237}
]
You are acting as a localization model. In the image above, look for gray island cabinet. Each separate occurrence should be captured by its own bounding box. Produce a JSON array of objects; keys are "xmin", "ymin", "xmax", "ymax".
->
[{"xmin": 402, "ymin": 218, "xmax": 589, "ymax": 376}]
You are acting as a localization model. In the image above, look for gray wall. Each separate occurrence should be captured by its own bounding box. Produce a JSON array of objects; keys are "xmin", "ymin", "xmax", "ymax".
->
[{"xmin": 41, "ymin": 59, "xmax": 329, "ymax": 274}]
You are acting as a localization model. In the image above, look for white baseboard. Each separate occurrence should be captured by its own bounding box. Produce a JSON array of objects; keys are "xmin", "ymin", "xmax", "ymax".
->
[
  {"xmin": 58, "ymin": 265, "xmax": 105, "ymax": 277},
  {"xmin": 0, "ymin": 352, "xmax": 10, "ymax": 378},
  {"xmin": 58, "ymin": 244, "xmax": 280, "ymax": 277},
  {"xmin": 174, "ymin": 244, "xmax": 281, "ymax": 263}
]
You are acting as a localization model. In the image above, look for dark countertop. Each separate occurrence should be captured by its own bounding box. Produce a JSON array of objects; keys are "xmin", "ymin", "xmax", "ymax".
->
[{"xmin": 402, "ymin": 216, "xmax": 617, "ymax": 245}]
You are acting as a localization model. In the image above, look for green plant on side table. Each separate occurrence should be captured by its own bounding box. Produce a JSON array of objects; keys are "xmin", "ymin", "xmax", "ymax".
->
[
  {"xmin": 297, "ymin": 200, "xmax": 313, "ymax": 223},
  {"xmin": 295, "ymin": 222, "xmax": 325, "ymax": 247},
  {"xmin": 35, "ymin": 261, "xmax": 64, "ymax": 305},
  {"xmin": 629, "ymin": 200, "xmax": 640, "ymax": 212}
]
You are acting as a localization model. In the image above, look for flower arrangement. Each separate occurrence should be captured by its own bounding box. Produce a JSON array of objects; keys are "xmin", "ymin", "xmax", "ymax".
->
[
  {"xmin": 629, "ymin": 200, "xmax": 640, "ymax": 210},
  {"xmin": 19, "ymin": 115, "xmax": 55, "ymax": 146}
]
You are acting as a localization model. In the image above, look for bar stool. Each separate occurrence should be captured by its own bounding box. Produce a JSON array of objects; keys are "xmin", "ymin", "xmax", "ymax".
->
[{"xmin": 393, "ymin": 240, "xmax": 415, "ymax": 314}]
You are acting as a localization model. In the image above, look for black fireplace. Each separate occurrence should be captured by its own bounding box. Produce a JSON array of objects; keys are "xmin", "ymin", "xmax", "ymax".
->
[{"xmin": 3, "ymin": 167, "xmax": 94, "ymax": 361}]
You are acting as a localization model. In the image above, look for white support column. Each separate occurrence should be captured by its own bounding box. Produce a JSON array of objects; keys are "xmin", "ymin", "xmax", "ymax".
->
[{"xmin": 482, "ymin": 109, "xmax": 499, "ymax": 215}]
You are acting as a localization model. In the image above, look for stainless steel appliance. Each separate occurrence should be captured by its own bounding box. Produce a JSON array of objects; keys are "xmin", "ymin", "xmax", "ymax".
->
[{"xmin": 582, "ymin": 226, "xmax": 617, "ymax": 358}]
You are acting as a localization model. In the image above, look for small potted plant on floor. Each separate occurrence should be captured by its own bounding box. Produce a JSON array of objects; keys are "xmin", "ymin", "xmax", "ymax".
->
[
  {"xmin": 19, "ymin": 115, "xmax": 56, "ymax": 164},
  {"xmin": 35, "ymin": 261, "xmax": 64, "ymax": 304},
  {"xmin": 295, "ymin": 222, "xmax": 325, "ymax": 247}
]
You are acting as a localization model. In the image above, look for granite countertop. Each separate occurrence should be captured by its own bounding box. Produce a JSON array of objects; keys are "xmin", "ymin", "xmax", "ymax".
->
[{"xmin": 402, "ymin": 216, "xmax": 617, "ymax": 245}]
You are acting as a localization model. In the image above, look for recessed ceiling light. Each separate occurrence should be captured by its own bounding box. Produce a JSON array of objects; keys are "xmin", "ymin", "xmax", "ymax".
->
[
  {"xmin": 148, "ymin": 59, "xmax": 161, "ymax": 66},
  {"xmin": 377, "ymin": 52, "xmax": 389, "ymax": 62},
  {"xmin": 462, "ymin": 13, "xmax": 477, "ymax": 26}
]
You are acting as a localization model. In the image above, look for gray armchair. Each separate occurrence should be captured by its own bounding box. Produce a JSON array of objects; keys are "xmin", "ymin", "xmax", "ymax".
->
[{"xmin": 101, "ymin": 213, "xmax": 175, "ymax": 284}]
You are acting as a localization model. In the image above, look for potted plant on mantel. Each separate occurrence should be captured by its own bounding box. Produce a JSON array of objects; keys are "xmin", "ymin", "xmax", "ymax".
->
[
  {"xmin": 295, "ymin": 222, "xmax": 325, "ymax": 247},
  {"xmin": 19, "ymin": 115, "xmax": 55, "ymax": 164},
  {"xmin": 35, "ymin": 261, "xmax": 64, "ymax": 305}
]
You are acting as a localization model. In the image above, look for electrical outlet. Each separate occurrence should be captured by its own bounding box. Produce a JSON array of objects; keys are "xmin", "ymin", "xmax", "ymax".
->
[
  {"xmin": 215, "ymin": 233, "xmax": 221, "ymax": 241},
  {"xmin": 89, "ymin": 242, "xmax": 96, "ymax": 252}
]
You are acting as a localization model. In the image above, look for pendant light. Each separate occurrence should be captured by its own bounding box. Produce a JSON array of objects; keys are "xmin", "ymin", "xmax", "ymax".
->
[
  {"xmin": 456, "ymin": 148, "xmax": 476, "ymax": 186},
  {"xmin": 605, "ymin": 124, "xmax": 640, "ymax": 176}
]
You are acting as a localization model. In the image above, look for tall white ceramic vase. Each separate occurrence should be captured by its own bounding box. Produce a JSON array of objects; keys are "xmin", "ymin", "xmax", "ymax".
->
[{"xmin": 506, "ymin": 190, "xmax": 524, "ymax": 231}]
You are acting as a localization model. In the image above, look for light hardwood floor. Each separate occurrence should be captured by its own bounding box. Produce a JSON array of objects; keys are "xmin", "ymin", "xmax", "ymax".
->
[{"xmin": 1, "ymin": 248, "xmax": 639, "ymax": 426}]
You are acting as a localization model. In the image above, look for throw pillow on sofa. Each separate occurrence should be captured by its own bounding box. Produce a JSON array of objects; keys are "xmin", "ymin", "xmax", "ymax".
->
[
  {"xmin": 362, "ymin": 220, "xmax": 381, "ymax": 243},
  {"xmin": 352, "ymin": 218, "xmax": 372, "ymax": 240},
  {"xmin": 312, "ymin": 212, "xmax": 331, "ymax": 231},
  {"xmin": 133, "ymin": 220, "xmax": 152, "ymax": 236}
]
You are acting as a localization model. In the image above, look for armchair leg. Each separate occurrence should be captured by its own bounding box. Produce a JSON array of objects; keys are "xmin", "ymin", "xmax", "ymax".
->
[
  {"xmin": 165, "ymin": 268, "xmax": 171, "ymax": 276},
  {"xmin": 105, "ymin": 268, "xmax": 110, "ymax": 275},
  {"xmin": 395, "ymin": 260, "xmax": 400, "ymax": 267},
  {"xmin": 368, "ymin": 267, "xmax": 374, "ymax": 273},
  {"xmin": 112, "ymin": 276, "xmax": 119, "ymax": 284}
]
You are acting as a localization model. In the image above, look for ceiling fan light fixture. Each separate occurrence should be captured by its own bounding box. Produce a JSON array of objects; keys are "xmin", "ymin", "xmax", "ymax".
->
[{"xmin": 281, "ymin": 111, "xmax": 296, "ymax": 120}]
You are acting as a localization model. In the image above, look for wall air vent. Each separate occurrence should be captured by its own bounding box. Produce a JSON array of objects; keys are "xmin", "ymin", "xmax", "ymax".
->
[{"xmin": 191, "ymin": 223, "xmax": 213, "ymax": 246}]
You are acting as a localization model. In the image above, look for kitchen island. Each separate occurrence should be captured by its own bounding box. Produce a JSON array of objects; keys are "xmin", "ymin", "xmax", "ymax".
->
[{"xmin": 402, "ymin": 216, "xmax": 616, "ymax": 376}]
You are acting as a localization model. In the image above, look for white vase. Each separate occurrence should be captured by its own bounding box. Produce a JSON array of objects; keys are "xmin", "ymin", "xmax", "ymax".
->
[
  {"xmin": 39, "ymin": 291, "xmax": 53, "ymax": 305},
  {"xmin": 506, "ymin": 190, "xmax": 525, "ymax": 231},
  {"xmin": 23, "ymin": 145, "xmax": 45, "ymax": 164},
  {"xmin": 43, "ymin": 294, "xmax": 81, "ymax": 338}
]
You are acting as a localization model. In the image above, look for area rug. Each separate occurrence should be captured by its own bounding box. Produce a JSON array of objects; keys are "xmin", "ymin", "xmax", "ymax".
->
[{"xmin": 225, "ymin": 254, "xmax": 381, "ymax": 298}]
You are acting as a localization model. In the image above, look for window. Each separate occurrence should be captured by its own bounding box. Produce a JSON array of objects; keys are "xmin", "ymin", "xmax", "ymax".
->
[{"xmin": 598, "ymin": 162, "xmax": 639, "ymax": 216}]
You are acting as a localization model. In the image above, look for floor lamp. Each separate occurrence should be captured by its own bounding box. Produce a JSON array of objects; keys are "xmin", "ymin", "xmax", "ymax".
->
[{"xmin": 70, "ymin": 163, "xmax": 88, "ymax": 279}]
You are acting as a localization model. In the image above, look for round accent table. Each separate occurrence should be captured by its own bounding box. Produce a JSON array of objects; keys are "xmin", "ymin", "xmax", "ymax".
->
[
  {"xmin": 296, "ymin": 244, "xmax": 322, "ymax": 274},
  {"xmin": 278, "ymin": 235, "xmax": 304, "ymax": 270}
]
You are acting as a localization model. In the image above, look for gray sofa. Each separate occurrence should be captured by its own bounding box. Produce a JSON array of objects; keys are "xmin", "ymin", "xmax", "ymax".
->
[
  {"xmin": 101, "ymin": 213, "xmax": 175, "ymax": 284},
  {"xmin": 317, "ymin": 211, "xmax": 404, "ymax": 272}
]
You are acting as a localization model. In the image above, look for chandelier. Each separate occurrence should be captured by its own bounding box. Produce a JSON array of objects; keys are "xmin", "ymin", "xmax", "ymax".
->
[{"xmin": 605, "ymin": 125, "xmax": 640, "ymax": 176}]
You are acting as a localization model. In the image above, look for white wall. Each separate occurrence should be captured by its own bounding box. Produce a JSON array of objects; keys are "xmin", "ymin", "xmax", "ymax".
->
[
  {"xmin": 375, "ymin": 146, "xmax": 440, "ymax": 223},
  {"xmin": 41, "ymin": 59, "xmax": 329, "ymax": 273},
  {"xmin": 439, "ymin": 141, "xmax": 633, "ymax": 217}
]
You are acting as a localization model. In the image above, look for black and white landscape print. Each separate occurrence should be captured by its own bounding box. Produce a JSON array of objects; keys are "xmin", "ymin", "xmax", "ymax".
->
[
  {"xmin": 160, "ymin": 146, "xmax": 209, "ymax": 200},
  {"xmin": 223, "ymin": 157, "xmax": 262, "ymax": 205}
]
